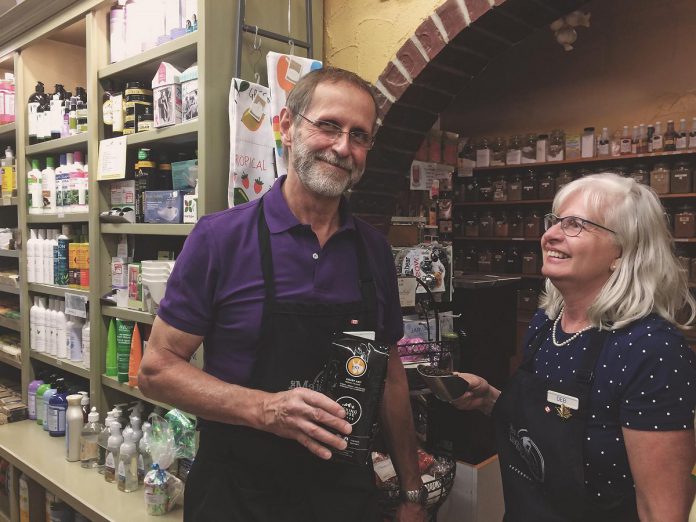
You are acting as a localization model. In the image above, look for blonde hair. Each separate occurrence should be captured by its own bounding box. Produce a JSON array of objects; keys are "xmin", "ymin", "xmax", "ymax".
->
[{"xmin": 539, "ymin": 173, "xmax": 696, "ymax": 329}]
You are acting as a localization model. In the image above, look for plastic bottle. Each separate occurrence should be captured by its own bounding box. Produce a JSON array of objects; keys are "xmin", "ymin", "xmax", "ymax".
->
[
  {"xmin": 30, "ymin": 296, "xmax": 39, "ymax": 350},
  {"xmin": 106, "ymin": 319, "xmax": 118, "ymax": 376},
  {"xmin": 70, "ymin": 151, "xmax": 85, "ymax": 213},
  {"xmin": 35, "ymin": 377, "xmax": 53, "ymax": 426},
  {"xmin": 42, "ymin": 229, "xmax": 55, "ymax": 285},
  {"xmin": 105, "ymin": 421, "xmax": 123, "ymax": 483},
  {"xmin": 47, "ymin": 379, "xmax": 68, "ymax": 436},
  {"xmin": 28, "ymin": 81, "xmax": 46, "ymax": 145},
  {"xmin": 117, "ymin": 427, "xmax": 139, "ymax": 492},
  {"xmin": 27, "ymin": 229, "xmax": 37, "ymax": 283},
  {"xmin": 27, "ymin": 158, "xmax": 42, "ymax": 214},
  {"xmin": 69, "ymin": 317, "xmax": 84, "ymax": 362},
  {"xmin": 65, "ymin": 394, "xmax": 84, "ymax": 460},
  {"xmin": 128, "ymin": 323, "xmax": 142, "ymax": 386},
  {"xmin": 1, "ymin": 145, "xmax": 14, "ymax": 197},
  {"xmin": 27, "ymin": 376, "xmax": 44, "ymax": 420},
  {"xmin": 55, "ymin": 233, "xmax": 69, "ymax": 286},
  {"xmin": 116, "ymin": 319, "xmax": 134, "ymax": 383},
  {"xmin": 41, "ymin": 156, "xmax": 56, "ymax": 214},
  {"xmin": 35, "ymin": 297, "xmax": 47, "ymax": 353},
  {"xmin": 129, "ymin": 414, "xmax": 142, "ymax": 445},
  {"xmin": 45, "ymin": 297, "xmax": 55, "ymax": 356},
  {"xmin": 137, "ymin": 421, "xmax": 153, "ymax": 485},
  {"xmin": 18, "ymin": 472, "xmax": 29, "ymax": 522},
  {"xmin": 42, "ymin": 380, "xmax": 58, "ymax": 431},
  {"xmin": 78, "ymin": 391, "xmax": 89, "ymax": 422},
  {"xmin": 56, "ymin": 301, "xmax": 67, "ymax": 359},
  {"xmin": 97, "ymin": 409, "xmax": 116, "ymax": 473},
  {"xmin": 653, "ymin": 121, "xmax": 664, "ymax": 152},
  {"xmin": 82, "ymin": 319, "xmax": 91, "ymax": 370},
  {"xmin": 80, "ymin": 407, "xmax": 102, "ymax": 468},
  {"xmin": 38, "ymin": 89, "xmax": 51, "ymax": 142}
]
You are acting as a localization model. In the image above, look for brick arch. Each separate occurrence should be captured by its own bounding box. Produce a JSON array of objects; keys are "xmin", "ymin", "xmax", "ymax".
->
[{"xmin": 350, "ymin": 0, "xmax": 587, "ymax": 226}]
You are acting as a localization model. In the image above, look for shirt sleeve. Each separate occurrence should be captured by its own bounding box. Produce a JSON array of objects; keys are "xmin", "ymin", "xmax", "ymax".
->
[
  {"xmin": 619, "ymin": 326, "xmax": 696, "ymax": 431},
  {"xmin": 156, "ymin": 217, "xmax": 220, "ymax": 336}
]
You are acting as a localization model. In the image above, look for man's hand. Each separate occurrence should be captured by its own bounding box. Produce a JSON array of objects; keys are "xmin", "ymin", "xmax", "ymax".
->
[
  {"xmin": 449, "ymin": 372, "xmax": 500, "ymax": 416},
  {"xmin": 260, "ymin": 387, "xmax": 352, "ymax": 459},
  {"xmin": 394, "ymin": 500, "xmax": 427, "ymax": 521}
]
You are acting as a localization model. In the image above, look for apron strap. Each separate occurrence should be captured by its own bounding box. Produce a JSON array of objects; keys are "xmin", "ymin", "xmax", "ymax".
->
[
  {"xmin": 257, "ymin": 197, "xmax": 276, "ymax": 302},
  {"xmin": 354, "ymin": 232, "xmax": 377, "ymax": 332}
]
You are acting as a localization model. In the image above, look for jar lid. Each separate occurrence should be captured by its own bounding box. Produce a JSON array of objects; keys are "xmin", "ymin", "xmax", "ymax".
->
[
  {"xmin": 125, "ymin": 81, "xmax": 144, "ymax": 89},
  {"xmin": 674, "ymin": 161, "xmax": 691, "ymax": 168},
  {"xmin": 538, "ymin": 134, "xmax": 548, "ymax": 139},
  {"xmin": 584, "ymin": 127, "xmax": 595, "ymax": 132}
]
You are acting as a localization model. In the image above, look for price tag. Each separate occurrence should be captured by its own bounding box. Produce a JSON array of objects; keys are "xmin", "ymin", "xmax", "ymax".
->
[
  {"xmin": 64, "ymin": 293, "xmax": 88, "ymax": 318},
  {"xmin": 398, "ymin": 277, "xmax": 417, "ymax": 308},
  {"xmin": 97, "ymin": 136, "xmax": 127, "ymax": 180}
]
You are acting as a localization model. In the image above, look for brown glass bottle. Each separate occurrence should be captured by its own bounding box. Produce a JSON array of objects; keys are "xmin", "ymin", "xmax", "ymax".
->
[
  {"xmin": 538, "ymin": 171, "xmax": 556, "ymax": 199},
  {"xmin": 478, "ymin": 210, "xmax": 495, "ymax": 237},
  {"xmin": 507, "ymin": 172, "xmax": 522, "ymax": 201},
  {"xmin": 509, "ymin": 210, "xmax": 525, "ymax": 238},
  {"xmin": 521, "ymin": 171, "xmax": 538, "ymax": 200}
]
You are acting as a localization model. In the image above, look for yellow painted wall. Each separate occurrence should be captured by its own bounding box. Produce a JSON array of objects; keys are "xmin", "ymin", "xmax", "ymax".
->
[{"xmin": 324, "ymin": 0, "xmax": 443, "ymax": 83}]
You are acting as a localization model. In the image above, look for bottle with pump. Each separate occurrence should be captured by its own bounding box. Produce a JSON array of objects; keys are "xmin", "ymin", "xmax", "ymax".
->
[
  {"xmin": 47, "ymin": 378, "xmax": 68, "ymax": 436},
  {"xmin": 66, "ymin": 394, "xmax": 84, "ymax": 460},
  {"xmin": 653, "ymin": 121, "xmax": 663, "ymax": 151},
  {"xmin": 80, "ymin": 407, "xmax": 102, "ymax": 468},
  {"xmin": 50, "ymin": 84, "xmax": 67, "ymax": 140},
  {"xmin": 137, "ymin": 421, "xmax": 153, "ymax": 485},
  {"xmin": 42, "ymin": 378, "xmax": 58, "ymax": 431},
  {"xmin": 129, "ymin": 414, "xmax": 142, "ymax": 445},
  {"xmin": 105, "ymin": 421, "xmax": 123, "ymax": 483},
  {"xmin": 97, "ymin": 409, "xmax": 116, "ymax": 473},
  {"xmin": 78, "ymin": 391, "xmax": 89, "ymax": 422},
  {"xmin": 27, "ymin": 158, "xmax": 42, "ymax": 214},
  {"xmin": 117, "ymin": 427, "xmax": 139, "ymax": 492},
  {"xmin": 28, "ymin": 81, "xmax": 47, "ymax": 144}
]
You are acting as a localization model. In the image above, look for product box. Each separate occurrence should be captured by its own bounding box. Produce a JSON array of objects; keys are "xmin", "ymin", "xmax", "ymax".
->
[
  {"xmin": 128, "ymin": 263, "xmax": 142, "ymax": 311},
  {"xmin": 144, "ymin": 190, "xmax": 184, "ymax": 224},
  {"xmin": 112, "ymin": 257, "xmax": 128, "ymax": 289},
  {"xmin": 183, "ymin": 193, "xmax": 198, "ymax": 223},
  {"xmin": 110, "ymin": 180, "xmax": 136, "ymax": 206},
  {"xmin": 181, "ymin": 63, "xmax": 198, "ymax": 122},
  {"xmin": 171, "ymin": 159, "xmax": 198, "ymax": 191},
  {"xmin": 152, "ymin": 62, "xmax": 182, "ymax": 128}
]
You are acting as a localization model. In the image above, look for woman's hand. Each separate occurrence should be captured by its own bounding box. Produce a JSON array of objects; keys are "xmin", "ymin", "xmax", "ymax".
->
[{"xmin": 449, "ymin": 373, "xmax": 500, "ymax": 416}]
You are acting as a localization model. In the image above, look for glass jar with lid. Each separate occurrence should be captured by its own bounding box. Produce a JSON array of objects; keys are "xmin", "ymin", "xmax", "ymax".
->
[
  {"xmin": 521, "ymin": 171, "xmax": 538, "ymax": 200},
  {"xmin": 443, "ymin": 132, "xmax": 459, "ymax": 166},
  {"xmin": 548, "ymin": 129, "xmax": 565, "ymax": 161},
  {"xmin": 650, "ymin": 163, "xmax": 671, "ymax": 194},
  {"xmin": 522, "ymin": 133, "xmax": 537, "ymax": 164},
  {"xmin": 676, "ymin": 250, "xmax": 691, "ymax": 278},
  {"xmin": 462, "ymin": 176, "xmax": 479, "ymax": 202},
  {"xmin": 522, "ymin": 250, "xmax": 540, "ymax": 274},
  {"xmin": 524, "ymin": 210, "xmax": 542, "ymax": 238},
  {"xmin": 464, "ymin": 211, "xmax": 479, "ymax": 237},
  {"xmin": 629, "ymin": 164, "xmax": 649, "ymax": 185},
  {"xmin": 491, "ymin": 136, "xmax": 507, "ymax": 166},
  {"xmin": 476, "ymin": 137, "xmax": 490, "ymax": 168},
  {"xmin": 494, "ymin": 210, "xmax": 509, "ymax": 237},
  {"xmin": 462, "ymin": 245, "xmax": 479, "ymax": 272},
  {"xmin": 492, "ymin": 249, "xmax": 507, "ymax": 273},
  {"xmin": 506, "ymin": 246, "xmax": 522, "ymax": 273},
  {"xmin": 673, "ymin": 205, "xmax": 696, "ymax": 238},
  {"xmin": 508, "ymin": 171, "xmax": 523, "ymax": 200},
  {"xmin": 506, "ymin": 135, "xmax": 522, "ymax": 165},
  {"xmin": 492, "ymin": 174, "xmax": 507, "ymax": 201},
  {"xmin": 538, "ymin": 171, "xmax": 556, "ymax": 199},
  {"xmin": 478, "ymin": 210, "xmax": 495, "ymax": 237},
  {"xmin": 556, "ymin": 169, "xmax": 575, "ymax": 193},
  {"xmin": 477, "ymin": 248, "xmax": 492, "ymax": 273},
  {"xmin": 509, "ymin": 210, "xmax": 525, "ymax": 237},
  {"xmin": 671, "ymin": 162, "xmax": 692, "ymax": 194},
  {"xmin": 478, "ymin": 175, "xmax": 493, "ymax": 201}
]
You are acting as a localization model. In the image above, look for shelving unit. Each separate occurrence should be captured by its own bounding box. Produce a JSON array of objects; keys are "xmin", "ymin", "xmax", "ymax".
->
[
  {"xmin": 27, "ymin": 283, "xmax": 89, "ymax": 298},
  {"xmin": 30, "ymin": 351, "xmax": 90, "ymax": 380}
]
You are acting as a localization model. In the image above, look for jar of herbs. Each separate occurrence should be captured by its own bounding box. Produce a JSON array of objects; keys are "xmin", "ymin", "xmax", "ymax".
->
[
  {"xmin": 538, "ymin": 171, "xmax": 556, "ymax": 199},
  {"xmin": 477, "ymin": 248, "xmax": 492, "ymax": 273},
  {"xmin": 492, "ymin": 249, "xmax": 507, "ymax": 273},
  {"xmin": 463, "ymin": 176, "xmax": 479, "ymax": 202},
  {"xmin": 548, "ymin": 129, "xmax": 565, "ymax": 161},
  {"xmin": 650, "ymin": 163, "xmax": 670, "ymax": 194},
  {"xmin": 629, "ymin": 164, "xmax": 649, "ymax": 185},
  {"xmin": 507, "ymin": 135, "xmax": 522, "ymax": 165},
  {"xmin": 479, "ymin": 210, "xmax": 495, "ymax": 237},
  {"xmin": 478, "ymin": 176, "xmax": 493, "ymax": 201},
  {"xmin": 521, "ymin": 171, "xmax": 539, "ymax": 200},
  {"xmin": 524, "ymin": 210, "xmax": 542, "ymax": 238},
  {"xmin": 508, "ymin": 172, "xmax": 523, "ymax": 200},
  {"xmin": 522, "ymin": 250, "xmax": 540, "ymax": 274},
  {"xmin": 673, "ymin": 206, "xmax": 696, "ymax": 237},
  {"xmin": 492, "ymin": 174, "xmax": 508, "ymax": 201},
  {"xmin": 522, "ymin": 133, "xmax": 538, "ymax": 164},
  {"xmin": 494, "ymin": 210, "xmax": 509, "ymax": 237},
  {"xmin": 671, "ymin": 162, "xmax": 692, "ymax": 194},
  {"xmin": 464, "ymin": 212, "xmax": 479, "ymax": 237},
  {"xmin": 509, "ymin": 210, "xmax": 525, "ymax": 237},
  {"xmin": 556, "ymin": 169, "xmax": 575, "ymax": 193},
  {"xmin": 462, "ymin": 245, "xmax": 479, "ymax": 272},
  {"xmin": 506, "ymin": 246, "xmax": 522, "ymax": 273},
  {"xmin": 491, "ymin": 136, "xmax": 507, "ymax": 166}
]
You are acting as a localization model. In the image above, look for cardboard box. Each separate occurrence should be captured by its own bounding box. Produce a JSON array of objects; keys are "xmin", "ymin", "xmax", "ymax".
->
[
  {"xmin": 111, "ymin": 257, "xmax": 128, "ymax": 289},
  {"xmin": 171, "ymin": 159, "xmax": 198, "ymax": 191},
  {"xmin": 152, "ymin": 62, "xmax": 182, "ymax": 127},
  {"xmin": 183, "ymin": 193, "xmax": 198, "ymax": 223},
  {"xmin": 181, "ymin": 63, "xmax": 198, "ymax": 122},
  {"xmin": 128, "ymin": 264, "xmax": 142, "ymax": 310},
  {"xmin": 110, "ymin": 180, "xmax": 136, "ymax": 206},
  {"xmin": 144, "ymin": 190, "xmax": 184, "ymax": 223}
]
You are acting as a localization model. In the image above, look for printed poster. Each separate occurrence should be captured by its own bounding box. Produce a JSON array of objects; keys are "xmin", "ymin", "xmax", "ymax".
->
[
  {"xmin": 228, "ymin": 79, "xmax": 275, "ymax": 207},
  {"xmin": 266, "ymin": 52, "xmax": 322, "ymax": 177},
  {"xmin": 410, "ymin": 160, "xmax": 454, "ymax": 191}
]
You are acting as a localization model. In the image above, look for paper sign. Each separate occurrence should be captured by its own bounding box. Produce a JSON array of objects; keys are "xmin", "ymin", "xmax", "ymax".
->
[
  {"xmin": 64, "ymin": 293, "xmax": 87, "ymax": 318},
  {"xmin": 410, "ymin": 160, "xmax": 454, "ymax": 191},
  {"xmin": 398, "ymin": 277, "xmax": 417, "ymax": 307},
  {"xmin": 97, "ymin": 136, "xmax": 128, "ymax": 180}
]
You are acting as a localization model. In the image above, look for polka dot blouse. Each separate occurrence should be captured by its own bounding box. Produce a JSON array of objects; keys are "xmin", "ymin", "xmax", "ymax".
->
[{"xmin": 523, "ymin": 310, "xmax": 696, "ymax": 501}]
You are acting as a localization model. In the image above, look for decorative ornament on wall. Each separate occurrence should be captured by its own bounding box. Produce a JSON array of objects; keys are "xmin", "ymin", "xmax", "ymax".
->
[{"xmin": 550, "ymin": 10, "xmax": 591, "ymax": 51}]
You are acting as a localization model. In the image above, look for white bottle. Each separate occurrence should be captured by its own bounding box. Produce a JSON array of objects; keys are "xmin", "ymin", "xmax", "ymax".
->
[
  {"xmin": 82, "ymin": 320, "xmax": 91, "ymax": 369},
  {"xmin": 30, "ymin": 296, "xmax": 40, "ymax": 350},
  {"xmin": 105, "ymin": 421, "xmax": 123, "ymax": 483},
  {"xmin": 27, "ymin": 159, "xmax": 42, "ymax": 214},
  {"xmin": 64, "ymin": 152, "xmax": 74, "ymax": 212},
  {"xmin": 46, "ymin": 297, "xmax": 56, "ymax": 356},
  {"xmin": 49, "ymin": 230, "xmax": 58, "ymax": 284},
  {"xmin": 77, "ymin": 159, "xmax": 88, "ymax": 213},
  {"xmin": 41, "ymin": 157, "xmax": 56, "ymax": 214},
  {"xmin": 35, "ymin": 297, "xmax": 47, "ymax": 353},
  {"xmin": 98, "ymin": 409, "xmax": 116, "ymax": 474},
  {"xmin": 70, "ymin": 151, "xmax": 84, "ymax": 213},
  {"xmin": 66, "ymin": 394, "xmax": 84, "ymax": 462},
  {"xmin": 56, "ymin": 301, "xmax": 67, "ymax": 359},
  {"xmin": 36, "ymin": 228, "xmax": 46, "ymax": 283},
  {"xmin": 117, "ymin": 427, "xmax": 139, "ymax": 492},
  {"xmin": 63, "ymin": 314, "xmax": 74, "ymax": 360},
  {"xmin": 54, "ymin": 153, "xmax": 67, "ymax": 213},
  {"xmin": 69, "ymin": 317, "xmax": 83, "ymax": 362},
  {"xmin": 27, "ymin": 228, "xmax": 37, "ymax": 283},
  {"xmin": 129, "ymin": 414, "xmax": 142, "ymax": 445},
  {"xmin": 138, "ymin": 421, "xmax": 153, "ymax": 485},
  {"xmin": 80, "ymin": 407, "xmax": 102, "ymax": 469}
]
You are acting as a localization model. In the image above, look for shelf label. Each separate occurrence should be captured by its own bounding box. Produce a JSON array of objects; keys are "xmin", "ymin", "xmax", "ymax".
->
[
  {"xmin": 65, "ymin": 293, "xmax": 88, "ymax": 318},
  {"xmin": 97, "ymin": 136, "xmax": 128, "ymax": 180},
  {"xmin": 398, "ymin": 277, "xmax": 417, "ymax": 308}
]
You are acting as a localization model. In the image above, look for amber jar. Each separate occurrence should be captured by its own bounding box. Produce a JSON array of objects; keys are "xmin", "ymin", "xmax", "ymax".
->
[
  {"xmin": 462, "ymin": 245, "xmax": 478, "ymax": 272},
  {"xmin": 538, "ymin": 171, "xmax": 556, "ymax": 199},
  {"xmin": 478, "ymin": 176, "xmax": 493, "ymax": 202},
  {"xmin": 464, "ymin": 212, "xmax": 479, "ymax": 237},
  {"xmin": 506, "ymin": 246, "xmax": 522, "ymax": 273},
  {"xmin": 673, "ymin": 206, "xmax": 696, "ymax": 238},
  {"xmin": 479, "ymin": 210, "xmax": 495, "ymax": 237},
  {"xmin": 522, "ymin": 250, "xmax": 540, "ymax": 274},
  {"xmin": 463, "ymin": 177, "xmax": 479, "ymax": 202},
  {"xmin": 650, "ymin": 163, "xmax": 670, "ymax": 194},
  {"xmin": 491, "ymin": 249, "xmax": 506, "ymax": 273},
  {"xmin": 671, "ymin": 162, "xmax": 692, "ymax": 194},
  {"xmin": 477, "ymin": 248, "xmax": 492, "ymax": 273},
  {"xmin": 494, "ymin": 211, "xmax": 509, "ymax": 237},
  {"xmin": 629, "ymin": 164, "xmax": 649, "ymax": 185},
  {"xmin": 556, "ymin": 169, "xmax": 575, "ymax": 193},
  {"xmin": 493, "ymin": 175, "xmax": 508, "ymax": 201},
  {"xmin": 491, "ymin": 136, "xmax": 507, "ymax": 167},
  {"xmin": 509, "ymin": 211, "xmax": 525, "ymax": 237},
  {"xmin": 508, "ymin": 172, "xmax": 523, "ymax": 201},
  {"xmin": 524, "ymin": 210, "xmax": 542, "ymax": 238},
  {"xmin": 521, "ymin": 172, "xmax": 539, "ymax": 200}
]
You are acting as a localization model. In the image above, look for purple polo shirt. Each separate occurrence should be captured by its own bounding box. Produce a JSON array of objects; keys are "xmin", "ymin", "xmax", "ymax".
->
[{"xmin": 157, "ymin": 175, "xmax": 403, "ymax": 384}]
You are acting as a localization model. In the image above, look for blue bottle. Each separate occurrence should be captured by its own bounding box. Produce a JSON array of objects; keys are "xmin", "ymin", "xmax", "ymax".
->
[
  {"xmin": 47, "ymin": 378, "xmax": 68, "ymax": 437},
  {"xmin": 42, "ymin": 382, "xmax": 58, "ymax": 431}
]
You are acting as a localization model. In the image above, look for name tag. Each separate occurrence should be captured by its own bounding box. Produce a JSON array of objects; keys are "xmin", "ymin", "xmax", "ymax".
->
[{"xmin": 547, "ymin": 390, "xmax": 579, "ymax": 410}]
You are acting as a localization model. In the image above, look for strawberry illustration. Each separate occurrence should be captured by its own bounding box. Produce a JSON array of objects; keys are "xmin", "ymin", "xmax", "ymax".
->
[
  {"xmin": 254, "ymin": 178, "xmax": 264, "ymax": 194},
  {"xmin": 241, "ymin": 173, "xmax": 249, "ymax": 189}
]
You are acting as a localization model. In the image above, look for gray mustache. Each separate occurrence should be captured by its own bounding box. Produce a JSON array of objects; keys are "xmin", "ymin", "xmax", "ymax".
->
[{"xmin": 314, "ymin": 151, "xmax": 353, "ymax": 171}]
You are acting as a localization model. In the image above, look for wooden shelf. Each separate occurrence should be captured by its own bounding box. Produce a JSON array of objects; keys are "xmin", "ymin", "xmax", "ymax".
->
[
  {"xmin": 25, "ymin": 133, "xmax": 88, "ymax": 156},
  {"xmin": 101, "ymin": 223, "xmax": 194, "ymax": 236},
  {"xmin": 674, "ymin": 238, "xmax": 696, "ymax": 243},
  {"xmin": 99, "ymin": 31, "xmax": 197, "ymax": 81},
  {"xmin": 0, "ymin": 351, "xmax": 20, "ymax": 369},
  {"xmin": 101, "ymin": 305, "xmax": 155, "ymax": 325},
  {"xmin": 125, "ymin": 120, "xmax": 198, "ymax": 147},
  {"xmin": 0, "ymin": 122, "xmax": 15, "ymax": 140},
  {"xmin": 28, "ymin": 283, "xmax": 89, "ymax": 299},
  {"xmin": 458, "ymin": 272, "xmax": 543, "ymax": 279},
  {"xmin": 0, "ymin": 250, "xmax": 18, "ymax": 258},
  {"xmin": 30, "ymin": 352, "xmax": 90, "ymax": 379},
  {"xmin": 473, "ymin": 149, "xmax": 696, "ymax": 172},
  {"xmin": 0, "ymin": 316, "xmax": 19, "ymax": 332},
  {"xmin": 0, "ymin": 197, "xmax": 17, "ymax": 207},
  {"xmin": 0, "ymin": 283, "xmax": 19, "ymax": 295},
  {"xmin": 0, "ymin": 420, "xmax": 182, "ymax": 522},
  {"xmin": 27, "ymin": 213, "xmax": 89, "ymax": 224},
  {"xmin": 455, "ymin": 199, "xmax": 552, "ymax": 206},
  {"xmin": 101, "ymin": 375, "xmax": 178, "ymax": 413},
  {"xmin": 454, "ymin": 236, "xmax": 541, "ymax": 242}
]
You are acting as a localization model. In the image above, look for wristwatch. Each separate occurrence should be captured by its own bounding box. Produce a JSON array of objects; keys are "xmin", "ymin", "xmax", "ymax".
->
[{"xmin": 399, "ymin": 484, "xmax": 428, "ymax": 505}]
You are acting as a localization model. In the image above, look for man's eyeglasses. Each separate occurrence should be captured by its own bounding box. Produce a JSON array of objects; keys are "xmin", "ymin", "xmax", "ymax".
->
[
  {"xmin": 297, "ymin": 113, "xmax": 374, "ymax": 150},
  {"xmin": 543, "ymin": 214, "xmax": 616, "ymax": 237}
]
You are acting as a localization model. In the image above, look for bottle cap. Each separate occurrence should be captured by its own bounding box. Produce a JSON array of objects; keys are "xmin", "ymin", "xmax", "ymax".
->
[{"xmin": 88, "ymin": 407, "xmax": 99, "ymax": 423}]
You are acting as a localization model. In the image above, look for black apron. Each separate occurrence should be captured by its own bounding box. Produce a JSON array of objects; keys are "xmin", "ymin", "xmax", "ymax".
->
[
  {"xmin": 494, "ymin": 319, "xmax": 639, "ymax": 522},
  {"xmin": 184, "ymin": 199, "xmax": 382, "ymax": 522}
]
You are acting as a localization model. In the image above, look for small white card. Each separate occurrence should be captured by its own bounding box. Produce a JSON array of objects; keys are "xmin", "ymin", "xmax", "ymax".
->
[
  {"xmin": 97, "ymin": 136, "xmax": 127, "ymax": 180},
  {"xmin": 547, "ymin": 390, "xmax": 579, "ymax": 410},
  {"xmin": 372, "ymin": 453, "xmax": 397, "ymax": 482}
]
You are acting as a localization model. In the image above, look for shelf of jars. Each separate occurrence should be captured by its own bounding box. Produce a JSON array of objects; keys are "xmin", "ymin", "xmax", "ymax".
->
[
  {"xmin": 453, "ymin": 236, "xmax": 540, "ymax": 242},
  {"xmin": 123, "ymin": 120, "xmax": 198, "ymax": 147},
  {"xmin": 0, "ymin": 123, "xmax": 15, "ymax": 140},
  {"xmin": 27, "ymin": 283, "xmax": 89, "ymax": 299},
  {"xmin": 27, "ymin": 213, "xmax": 89, "ymax": 224},
  {"xmin": 101, "ymin": 305, "xmax": 155, "ymax": 325},
  {"xmin": 100, "ymin": 223, "xmax": 194, "ymax": 236},
  {"xmin": 25, "ymin": 133, "xmax": 88, "ymax": 156},
  {"xmin": 29, "ymin": 351, "xmax": 90, "ymax": 379}
]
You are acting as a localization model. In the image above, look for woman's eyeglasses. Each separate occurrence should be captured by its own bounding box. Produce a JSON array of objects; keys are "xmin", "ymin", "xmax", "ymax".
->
[{"xmin": 544, "ymin": 214, "xmax": 616, "ymax": 237}]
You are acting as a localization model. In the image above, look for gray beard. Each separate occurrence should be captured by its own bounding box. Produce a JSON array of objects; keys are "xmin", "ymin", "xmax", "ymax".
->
[{"xmin": 292, "ymin": 138, "xmax": 364, "ymax": 198}]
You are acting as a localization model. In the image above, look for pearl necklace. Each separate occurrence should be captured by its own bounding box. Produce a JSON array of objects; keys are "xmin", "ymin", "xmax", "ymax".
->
[{"xmin": 552, "ymin": 308, "xmax": 593, "ymax": 347}]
